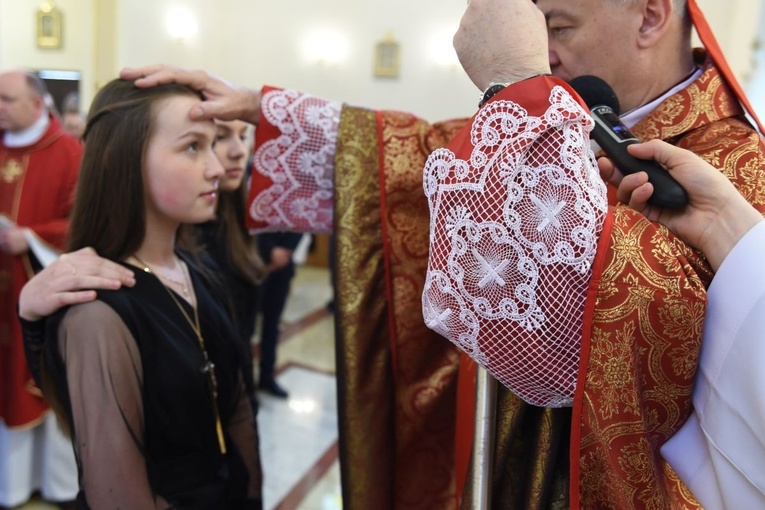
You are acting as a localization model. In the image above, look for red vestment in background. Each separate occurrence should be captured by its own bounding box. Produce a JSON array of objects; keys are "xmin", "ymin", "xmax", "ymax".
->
[{"xmin": 0, "ymin": 114, "xmax": 81, "ymax": 428}]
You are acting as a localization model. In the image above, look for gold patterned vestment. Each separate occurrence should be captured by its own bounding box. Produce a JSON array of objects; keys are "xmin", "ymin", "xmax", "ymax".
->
[
  {"xmin": 246, "ymin": 51, "xmax": 765, "ymax": 509},
  {"xmin": 569, "ymin": 50, "xmax": 765, "ymax": 509}
]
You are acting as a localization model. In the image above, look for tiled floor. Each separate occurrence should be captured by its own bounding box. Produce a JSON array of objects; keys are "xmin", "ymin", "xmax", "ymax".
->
[{"xmin": 17, "ymin": 265, "xmax": 342, "ymax": 510}]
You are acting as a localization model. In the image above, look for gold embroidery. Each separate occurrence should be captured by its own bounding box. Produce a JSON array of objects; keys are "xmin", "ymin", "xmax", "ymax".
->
[
  {"xmin": 1, "ymin": 159, "xmax": 24, "ymax": 183},
  {"xmin": 580, "ymin": 206, "xmax": 706, "ymax": 509},
  {"xmin": 333, "ymin": 106, "xmax": 394, "ymax": 509},
  {"xmin": 379, "ymin": 109, "xmax": 462, "ymax": 507}
]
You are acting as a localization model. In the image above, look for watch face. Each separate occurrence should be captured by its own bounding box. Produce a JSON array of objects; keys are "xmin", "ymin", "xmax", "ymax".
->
[{"xmin": 480, "ymin": 84, "xmax": 506, "ymax": 107}]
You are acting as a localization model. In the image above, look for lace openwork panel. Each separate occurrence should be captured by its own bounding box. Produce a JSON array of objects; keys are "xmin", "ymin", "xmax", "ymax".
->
[
  {"xmin": 422, "ymin": 86, "xmax": 607, "ymax": 407},
  {"xmin": 249, "ymin": 89, "xmax": 341, "ymax": 233}
]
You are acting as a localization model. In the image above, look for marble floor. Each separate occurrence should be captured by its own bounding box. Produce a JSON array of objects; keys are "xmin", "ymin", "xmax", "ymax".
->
[{"xmin": 17, "ymin": 265, "xmax": 342, "ymax": 510}]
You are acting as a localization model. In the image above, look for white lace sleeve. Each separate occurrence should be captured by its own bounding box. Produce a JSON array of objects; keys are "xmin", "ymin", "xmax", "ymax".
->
[
  {"xmin": 248, "ymin": 89, "xmax": 342, "ymax": 233},
  {"xmin": 422, "ymin": 85, "xmax": 608, "ymax": 407}
]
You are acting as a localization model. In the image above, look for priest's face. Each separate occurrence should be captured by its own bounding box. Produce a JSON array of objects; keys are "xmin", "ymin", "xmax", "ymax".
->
[
  {"xmin": 0, "ymin": 72, "xmax": 44, "ymax": 133},
  {"xmin": 536, "ymin": 0, "xmax": 644, "ymax": 111}
]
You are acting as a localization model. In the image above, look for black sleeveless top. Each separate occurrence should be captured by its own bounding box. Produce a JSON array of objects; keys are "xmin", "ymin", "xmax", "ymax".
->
[{"xmin": 44, "ymin": 252, "xmax": 258, "ymax": 509}]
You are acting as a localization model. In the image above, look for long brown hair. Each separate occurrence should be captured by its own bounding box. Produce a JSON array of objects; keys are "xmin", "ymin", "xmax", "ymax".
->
[
  {"xmin": 216, "ymin": 181, "xmax": 266, "ymax": 285},
  {"xmin": 67, "ymin": 79, "xmax": 201, "ymax": 258}
]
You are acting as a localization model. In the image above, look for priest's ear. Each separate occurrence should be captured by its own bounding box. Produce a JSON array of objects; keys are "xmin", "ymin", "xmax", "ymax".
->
[{"xmin": 636, "ymin": 0, "xmax": 675, "ymax": 49}]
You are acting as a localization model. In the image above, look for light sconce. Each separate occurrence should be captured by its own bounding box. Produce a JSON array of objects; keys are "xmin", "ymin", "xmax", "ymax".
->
[
  {"xmin": 166, "ymin": 6, "xmax": 198, "ymax": 43},
  {"xmin": 303, "ymin": 29, "xmax": 349, "ymax": 66}
]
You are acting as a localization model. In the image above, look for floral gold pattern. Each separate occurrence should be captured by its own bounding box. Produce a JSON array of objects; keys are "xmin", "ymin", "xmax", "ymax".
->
[
  {"xmin": 576, "ymin": 55, "xmax": 765, "ymax": 508},
  {"xmin": 335, "ymin": 107, "xmax": 467, "ymax": 509},
  {"xmin": 263, "ymin": 53, "xmax": 765, "ymax": 508},
  {"xmin": 577, "ymin": 206, "xmax": 707, "ymax": 510},
  {"xmin": 333, "ymin": 107, "xmax": 396, "ymax": 509},
  {"xmin": 378, "ymin": 110, "xmax": 464, "ymax": 509}
]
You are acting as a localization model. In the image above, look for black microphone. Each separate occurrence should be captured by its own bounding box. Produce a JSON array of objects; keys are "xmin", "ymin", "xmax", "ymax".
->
[{"xmin": 569, "ymin": 75, "xmax": 688, "ymax": 209}]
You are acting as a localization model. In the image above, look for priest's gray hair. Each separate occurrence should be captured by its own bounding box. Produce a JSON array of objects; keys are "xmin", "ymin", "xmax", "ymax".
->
[
  {"xmin": 24, "ymin": 72, "xmax": 49, "ymax": 101},
  {"xmin": 610, "ymin": 0, "xmax": 690, "ymax": 26},
  {"xmin": 611, "ymin": 0, "xmax": 686, "ymax": 10}
]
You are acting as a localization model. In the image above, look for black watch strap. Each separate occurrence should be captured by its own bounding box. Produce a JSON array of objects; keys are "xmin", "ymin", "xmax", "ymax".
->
[
  {"xmin": 477, "ymin": 74, "xmax": 553, "ymax": 109},
  {"xmin": 478, "ymin": 82, "xmax": 508, "ymax": 108}
]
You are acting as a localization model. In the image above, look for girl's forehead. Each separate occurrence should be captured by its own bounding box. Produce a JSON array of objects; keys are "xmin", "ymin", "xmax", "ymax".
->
[
  {"xmin": 153, "ymin": 95, "xmax": 214, "ymax": 133},
  {"xmin": 215, "ymin": 119, "xmax": 248, "ymax": 132}
]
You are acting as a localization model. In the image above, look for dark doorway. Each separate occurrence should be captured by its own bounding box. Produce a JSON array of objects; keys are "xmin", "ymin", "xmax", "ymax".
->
[{"xmin": 36, "ymin": 69, "xmax": 80, "ymax": 115}]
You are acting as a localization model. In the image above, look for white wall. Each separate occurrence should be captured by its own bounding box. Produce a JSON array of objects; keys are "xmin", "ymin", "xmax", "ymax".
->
[
  {"xmin": 213, "ymin": 0, "xmax": 477, "ymax": 121},
  {"xmin": 109, "ymin": 0, "xmax": 477, "ymax": 122},
  {"xmin": 0, "ymin": 0, "xmax": 762, "ymax": 122},
  {"xmin": 749, "ymin": 4, "xmax": 765, "ymax": 120},
  {"xmin": 0, "ymin": 0, "xmax": 96, "ymax": 104},
  {"xmin": 695, "ymin": 0, "xmax": 762, "ymax": 75}
]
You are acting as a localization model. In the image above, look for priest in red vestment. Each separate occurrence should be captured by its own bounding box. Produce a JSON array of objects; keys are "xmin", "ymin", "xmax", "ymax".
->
[
  {"xmin": 0, "ymin": 70, "xmax": 81, "ymax": 507},
  {"xmin": 240, "ymin": 0, "xmax": 765, "ymax": 504}
]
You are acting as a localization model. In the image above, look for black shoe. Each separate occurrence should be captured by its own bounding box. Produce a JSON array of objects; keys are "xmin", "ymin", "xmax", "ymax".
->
[{"xmin": 259, "ymin": 380, "xmax": 289, "ymax": 399}]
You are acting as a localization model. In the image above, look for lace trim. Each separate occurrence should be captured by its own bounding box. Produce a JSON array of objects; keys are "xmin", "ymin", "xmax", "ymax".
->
[
  {"xmin": 249, "ymin": 89, "xmax": 341, "ymax": 232},
  {"xmin": 422, "ymin": 86, "xmax": 607, "ymax": 407}
]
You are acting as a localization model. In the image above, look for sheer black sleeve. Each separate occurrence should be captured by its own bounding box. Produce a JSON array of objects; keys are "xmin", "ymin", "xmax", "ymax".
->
[{"xmin": 20, "ymin": 315, "xmax": 46, "ymax": 387}]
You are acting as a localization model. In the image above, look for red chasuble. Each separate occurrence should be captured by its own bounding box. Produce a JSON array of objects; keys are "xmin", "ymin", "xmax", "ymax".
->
[
  {"xmin": 441, "ymin": 55, "xmax": 765, "ymax": 509},
  {"xmin": 245, "ymin": 50, "xmax": 765, "ymax": 508},
  {"xmin": 0, "ymin": 114, "xmax": 81, "ymax": 428}
]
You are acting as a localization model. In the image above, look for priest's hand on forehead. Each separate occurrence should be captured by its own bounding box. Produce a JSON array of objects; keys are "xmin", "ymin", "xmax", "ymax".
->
[
  {"xmin": 454, "ymin": 0, "xmax": 550, "ymax": 91},
  {"xmin": 120, "ymin": 64, "xmax": 263, "ymax": 125}
]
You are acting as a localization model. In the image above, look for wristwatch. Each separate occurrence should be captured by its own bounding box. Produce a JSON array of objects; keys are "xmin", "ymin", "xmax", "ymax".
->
[
  {"xmin": 478, "ymin": 82, "xmax": 508, "ymax": 108},
  {"xmin": 478, "ymin": 74, "xmax": 552, "ymax": 108}
]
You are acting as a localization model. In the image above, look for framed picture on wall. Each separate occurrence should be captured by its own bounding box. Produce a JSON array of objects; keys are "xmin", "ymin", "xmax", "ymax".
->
[
  {"xmin": 374, "ymin": 34, "xmax": 400, "ymax": 78},
  {"xmin": 36, "ymin": 5, "xmax": 62, "ymax": 49}
]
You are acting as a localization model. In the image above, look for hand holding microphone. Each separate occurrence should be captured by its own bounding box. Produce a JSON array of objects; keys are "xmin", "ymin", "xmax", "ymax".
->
[
  {"xmin": 569, "ymin": 75, "xmax": 688, "ymax": 209},
  {"xmin": 599, "ymin": 138, "xmax": 762, "ymax": 272}
]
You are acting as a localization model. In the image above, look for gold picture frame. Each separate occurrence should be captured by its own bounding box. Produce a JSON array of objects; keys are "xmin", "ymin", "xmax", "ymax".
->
[
  {"xmin": 374, "ymin": 34, "xmax": 400, "ymax": 78},
  {"xmin": 36, "ymin": 5, "xmax": 62, "ymax": 49}
]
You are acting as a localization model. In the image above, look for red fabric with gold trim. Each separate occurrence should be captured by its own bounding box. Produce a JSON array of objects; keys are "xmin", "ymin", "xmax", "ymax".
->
[
  {"xmin": 687, "ymin": 0, "xmax": 763, "ymax": 133},
  {"xmin": 572, "ymin": 206, "xmax": 706, "ymax": 509},
  {"xmin": 571, "ymin": 56, "xmax": 765, "ymax": 509},
  {"xmin": 0, "ymin": 114, "xmax": 81, "ymax": 427},
  {"xmin": 376, "ymin": 109, "xmax": 467, "ymax": 508}
]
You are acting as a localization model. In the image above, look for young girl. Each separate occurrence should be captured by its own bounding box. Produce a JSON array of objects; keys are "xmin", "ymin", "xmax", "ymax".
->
[
  {"xmin": 40, "ymin": 79, "xmax": 261, "ymax": 509},
  {"xmin": 194, "ymin": 119, "xmax": 264, "ymax": 401}
]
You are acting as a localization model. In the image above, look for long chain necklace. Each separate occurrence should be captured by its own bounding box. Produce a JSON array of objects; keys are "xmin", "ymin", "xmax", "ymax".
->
[
  {"xmin": 131, "ymin": 255, "xmax": 227, "ymax": 455},
  {"xmin": 136, "ymin": 257, "xmax": 190, "ymax": 298}
]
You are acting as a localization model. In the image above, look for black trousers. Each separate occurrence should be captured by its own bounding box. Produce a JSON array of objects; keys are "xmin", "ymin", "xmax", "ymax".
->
[{"xmin": 257, "ymin": 263, "xmax": 295, "ymax": 383}]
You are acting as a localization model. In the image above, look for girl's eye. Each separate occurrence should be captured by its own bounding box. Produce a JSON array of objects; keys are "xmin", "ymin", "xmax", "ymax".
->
[
  {"xmin": 187, "ymin": 142, "xmax": 199, "ymax": 153},
  {"xmin": 550, "ymin": 26, "xmax": 571, "ymax": 37}
]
